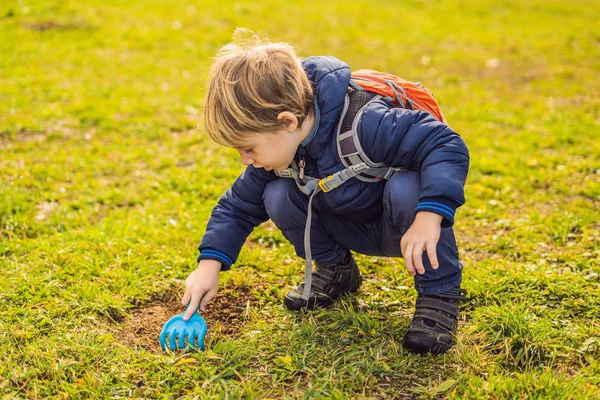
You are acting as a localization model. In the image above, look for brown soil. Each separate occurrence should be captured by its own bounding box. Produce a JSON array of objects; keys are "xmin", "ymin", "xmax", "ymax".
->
[{"xmin": 112, "ymin": 284, "xmax": 262, "ymax": 353}]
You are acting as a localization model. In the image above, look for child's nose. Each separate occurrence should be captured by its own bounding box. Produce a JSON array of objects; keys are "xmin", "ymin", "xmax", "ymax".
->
[{"xmin": 241, "ymin": 155, "xmax": 254, "ymax": 166}]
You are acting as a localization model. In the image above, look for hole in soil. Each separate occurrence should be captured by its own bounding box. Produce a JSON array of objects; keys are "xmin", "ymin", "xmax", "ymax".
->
[{"xmin": 113, "ymin": 283, "xmax": 263, "ymax": 353}]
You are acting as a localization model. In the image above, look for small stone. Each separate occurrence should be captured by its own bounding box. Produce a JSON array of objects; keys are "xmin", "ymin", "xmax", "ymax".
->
[
  {"xmin": 584, "ymin": 272, "xmax": 598, "ymax": 280},
  {"xmin": 486, "ymin": 58, "xmax": 500, "ymax": 68}
]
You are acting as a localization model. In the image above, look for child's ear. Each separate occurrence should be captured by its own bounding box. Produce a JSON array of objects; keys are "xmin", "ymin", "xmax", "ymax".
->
[{"xmin": 277, "ymin": 111, "xmax": 298, "ymax": 131}]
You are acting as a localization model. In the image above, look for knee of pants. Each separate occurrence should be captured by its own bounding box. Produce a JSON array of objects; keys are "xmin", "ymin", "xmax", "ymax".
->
[
  {"xmin": 263, "ymin": 178, "xmax": 303, "ymax": 223},
  {"xmin": 383, "ymin": 170, "xmax": 421, "ymax": 227}
]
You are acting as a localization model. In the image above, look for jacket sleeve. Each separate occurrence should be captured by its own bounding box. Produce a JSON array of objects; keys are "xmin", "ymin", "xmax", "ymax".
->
[
  {"xmin": 197, "ymin": 165, "xmax": 277, "ymax": 270},
  {"xmin": 358, "ymin": 100, "xmax": 470, "ymax": 228}
]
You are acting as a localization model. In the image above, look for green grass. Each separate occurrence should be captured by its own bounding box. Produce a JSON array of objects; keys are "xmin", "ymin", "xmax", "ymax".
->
[{"xmin": 1, "ymin": 0, "xmax": 599, "ymax": 398}]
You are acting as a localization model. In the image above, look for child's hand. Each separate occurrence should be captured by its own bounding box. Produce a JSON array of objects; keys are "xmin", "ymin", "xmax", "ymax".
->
[
  {"xmin": 400, "ymin": 211, "xmax": 443, "ymax": 276},
  {"xmin": 181, "ymin": 259, "xmax": 221, "ymax": 320}
]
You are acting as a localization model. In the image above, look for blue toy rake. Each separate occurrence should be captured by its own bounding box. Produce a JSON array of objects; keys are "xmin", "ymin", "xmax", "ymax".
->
[{"xmin": 159, "ymin": 304, "xmax": 207, "ymax": 351}]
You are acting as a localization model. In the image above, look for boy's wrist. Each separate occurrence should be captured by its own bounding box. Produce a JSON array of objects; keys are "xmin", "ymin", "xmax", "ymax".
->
[
  {"xmin": 415, "ymin": 211, "xmax": 444, "ymax": 225},
  {"xmin": 415, "ymin": 197, "xmax": 459, "ymax": 228},
  {"xmin": 197, "ymin": 259, "xmax": 223, "ymax": 271},
  {"xmin": 197, "ymin": 248, "xmax": 233, "ymax": 270}
]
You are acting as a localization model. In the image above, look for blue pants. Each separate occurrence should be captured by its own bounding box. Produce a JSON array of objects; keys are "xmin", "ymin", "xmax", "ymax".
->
[{"xmin": 263, "ymin": 171, "xmax": 463, "ymax": 295}]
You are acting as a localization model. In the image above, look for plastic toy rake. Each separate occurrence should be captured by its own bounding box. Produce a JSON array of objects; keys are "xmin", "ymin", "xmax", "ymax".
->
[{"xmin": 159, "ymin": 304, "xmax": 207, "ymax": 351}]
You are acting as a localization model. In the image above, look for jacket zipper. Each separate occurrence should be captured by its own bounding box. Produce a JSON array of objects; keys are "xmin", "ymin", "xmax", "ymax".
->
[{"xmin": 299, "ymin": 155, "xmax": 305, "ymax": 180}]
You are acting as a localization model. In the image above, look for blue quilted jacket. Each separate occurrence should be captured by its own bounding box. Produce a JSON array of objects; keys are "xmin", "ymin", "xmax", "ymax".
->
[{"xmin": 198, "ymin": 56, "xmax": 470, "ymax": 270}]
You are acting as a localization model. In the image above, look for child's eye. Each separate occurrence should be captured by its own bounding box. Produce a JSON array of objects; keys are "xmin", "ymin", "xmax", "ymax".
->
[{"xmin": 245, "ymin": 148, "xmax": 253, "ymax": 153}]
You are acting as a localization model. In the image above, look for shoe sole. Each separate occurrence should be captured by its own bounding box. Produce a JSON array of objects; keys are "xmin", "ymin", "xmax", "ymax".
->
[
  {"xmin": 284, "ymin": 273, "xmax": 363, "ymax": 311},
  {"xmin": 402, "ymin": 334, "xmax": 453, "ymax": 355}
]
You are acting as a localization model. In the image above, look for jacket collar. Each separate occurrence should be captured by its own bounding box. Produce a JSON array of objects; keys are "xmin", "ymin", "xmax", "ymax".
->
[
  {"xmin": 300, "ymin": 96, "xmax": 320, "ymax": 147},
  {"xmin": 298, "ymin": 56, "xmax": 351, "ymax": 160}
]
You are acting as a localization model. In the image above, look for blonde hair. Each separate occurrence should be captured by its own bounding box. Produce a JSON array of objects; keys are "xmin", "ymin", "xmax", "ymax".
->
[{"xmin": 203, "ymin": 29, "xmax": 314, "ymax": 147}]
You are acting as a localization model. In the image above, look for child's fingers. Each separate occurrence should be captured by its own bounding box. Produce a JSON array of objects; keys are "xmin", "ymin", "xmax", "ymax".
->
[
  {"xmin": 427, "ymin": 241, "xmax": 439, "ymax": 269},
  {"xmin": 400, "ymin": 237, "xmax": 407, "ymax": 257},
  {"xmin": 404, "ymin": 243, "xmax": 416, "ymax": 276},
  {"xmin": 413, "ymin": 244, "xmax": 425, "ymax": 275},
  {"xmin": 183, "ymin": 293, "xmax": 201, "ymax": 321},
  {"xmin": 199, "ymin": 289, "xmax": 217, "ymax": 312},
  {"xmin": 181, "ymin": 290, "xmax": 190, "ymax": 307}
]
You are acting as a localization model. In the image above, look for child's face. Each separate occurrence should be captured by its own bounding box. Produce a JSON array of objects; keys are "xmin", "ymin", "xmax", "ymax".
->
[
  {"xmin": 234, "ymin": 111, "xmax": 313, "ymax": 172},
  {"xmin": 235, "ymin": 129, "xmax": 302, "ymax": 172}
]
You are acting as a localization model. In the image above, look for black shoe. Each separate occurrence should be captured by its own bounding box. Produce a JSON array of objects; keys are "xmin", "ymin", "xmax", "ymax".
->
[
  {"xmin": 284, "ymin": 251, "xmax": 362, "ymax": 311},
  {"xmin": 402, "ymin": 287, "xmax": 467, "ymax": 354}
]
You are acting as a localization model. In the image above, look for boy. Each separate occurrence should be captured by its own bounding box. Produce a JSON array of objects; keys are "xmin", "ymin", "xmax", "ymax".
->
[{"xmin": 181, "ymin": 36, "xmax": 470, "ymax": 354}]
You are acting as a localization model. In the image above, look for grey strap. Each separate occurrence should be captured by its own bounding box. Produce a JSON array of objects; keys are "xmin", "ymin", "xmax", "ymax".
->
[
  {"xmin": 276, "ymin": 167, "xmax": 319, "ymax": 195},
  {"xmin": 301, "ymin": 186, "xmax": 322, "ymax": 300},
  {"xmin": 277, "ymin": 162, "xmax": 370, "ymax": 301},
  {"xmin": 300, "ymin": 163, "xmax": 370, "ymax": 300},
  {"xmin": 348, "ymin": 80, "xmax": 365, "ymax": 91}
]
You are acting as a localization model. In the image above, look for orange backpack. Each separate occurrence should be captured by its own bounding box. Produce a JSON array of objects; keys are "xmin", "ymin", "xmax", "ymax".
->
[
  {"xmin": 350, "ymin": 69, "xmax": 445, "ymax": 122},
  {"xmin": 334, "ymin": 70, "xmax": 446, "ymax": 183}
]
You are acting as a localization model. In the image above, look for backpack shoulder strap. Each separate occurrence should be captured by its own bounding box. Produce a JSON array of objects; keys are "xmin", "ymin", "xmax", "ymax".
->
[
  {"xmin": 336, "ymin": 86, "xmax": 398, "ymax": 182},
  {"xmin": 275, "ymin": 160, "xmax": 321, "ymax": 195}
]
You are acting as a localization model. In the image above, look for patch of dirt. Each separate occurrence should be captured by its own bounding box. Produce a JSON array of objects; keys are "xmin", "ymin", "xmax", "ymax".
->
[
  {"xmin": 0, "ymin": 128, "xmax": 46, "ymax": 146},
  {"xmin": 112, "ymin": 284, "xmax": 262, "ymax": 353},
  {"xmin": 24, "ymin": 19, "xmax": 93, "ymax": 32}
]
